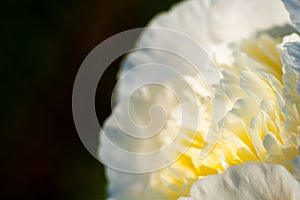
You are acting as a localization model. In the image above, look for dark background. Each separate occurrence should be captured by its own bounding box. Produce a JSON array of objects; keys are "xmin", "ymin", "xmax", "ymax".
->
[{"xmin": 2, "ymin": 0, "xmax": 180, "ymax": 199}]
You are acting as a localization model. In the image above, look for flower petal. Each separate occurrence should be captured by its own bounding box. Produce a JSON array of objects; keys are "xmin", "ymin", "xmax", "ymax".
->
[
  {"xmin": 118, "ymin": 0, "xmax": 290, "ymax": 100},
  {"xmin": 179, "ymin": 163, "xmax": 300, "ymax": 200},
  {"xmin": 282, "ymin": 0, "xmax": 300, "ymax": 31},
  {"xmin": 283, "ymin": 41, "xmax": 300, "ymax": 95},
  {"xmin": 293, "ymin": 155, "xmax": 300, "ymax": 181}
]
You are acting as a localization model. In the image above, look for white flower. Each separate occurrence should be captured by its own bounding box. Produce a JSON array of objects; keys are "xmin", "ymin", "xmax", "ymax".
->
[{"xmin": 98, "ymin": 0, "xmax": 300, "ymax": 199}]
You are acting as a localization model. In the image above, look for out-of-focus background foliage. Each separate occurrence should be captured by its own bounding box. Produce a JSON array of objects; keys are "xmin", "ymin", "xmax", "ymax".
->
[{"xmin": 2, "ymin": 0, "xmax": 180, "ymax": 199}]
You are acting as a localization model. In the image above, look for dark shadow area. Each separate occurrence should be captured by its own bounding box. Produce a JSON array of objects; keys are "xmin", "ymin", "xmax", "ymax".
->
[{"xmin": 2, "ymin": 0, "xmax": 180, "ymax": 199}]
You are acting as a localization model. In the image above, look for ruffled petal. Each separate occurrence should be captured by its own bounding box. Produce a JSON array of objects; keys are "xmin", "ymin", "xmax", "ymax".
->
[
  {"xmin": 179, "ymin": 163, "xmax": 300, "ymax": 200},
  {"xmin": 282, "ymin": 0, "xmax": 300, "ymax": 31},
  {"xmin": 283, "ymin": 41, "xmax": 300, "ymax": 95},
  {"xmin": 99, "ymin": 75, "xmax": 210, "ymax": 199},
  {"xmin": 118, "ymin": 0, "xmax": 290, "ymax": 100}
]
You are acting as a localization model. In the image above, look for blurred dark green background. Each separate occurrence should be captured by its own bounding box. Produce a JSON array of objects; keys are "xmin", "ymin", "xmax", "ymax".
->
[{"xmin": 2, "ymin": 0, "xmax": 180, "ymax": 199}]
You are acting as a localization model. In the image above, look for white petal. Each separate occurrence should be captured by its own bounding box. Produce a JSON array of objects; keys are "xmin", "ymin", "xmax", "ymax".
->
[
  {"xmin": 282, "ymin": 0, "xmax": 300, "ymax": 95},
  {"xmin": 99, "ymin": 78, "xmax": 205, "ymax": 198},
  {"xmin": 179, "ymin": 163, "xmax": 300, "ymax": 200},
  {"xmin": 105, "ymin": 168, "xmax": 149, "ymax": 200},
  {"xmin": 282, "ymin": 0, "xmax": 300, "ymax": 31},
  {"xmin": 283, "ymin": 41, "xmax": 300, "ymax": 95},
  {"xmin": 118, "ymin": 0, "xmax": 290, "ymax": 100},
  {"xmin": 284, "ymin": 42, "xmax": 300, "ymax": 73},
  {"xmin": 293, "ymin": 155, "xmax": 300, "ymax": 181},
  {"xmin": 99, "ymin": 117, "xmax": 152, "ymax": 200}
]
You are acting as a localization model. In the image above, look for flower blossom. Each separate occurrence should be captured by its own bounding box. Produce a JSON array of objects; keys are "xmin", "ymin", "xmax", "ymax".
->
[{"xmin": 99, "ymin": 0, "xmax": 300, "ymax": 199}]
